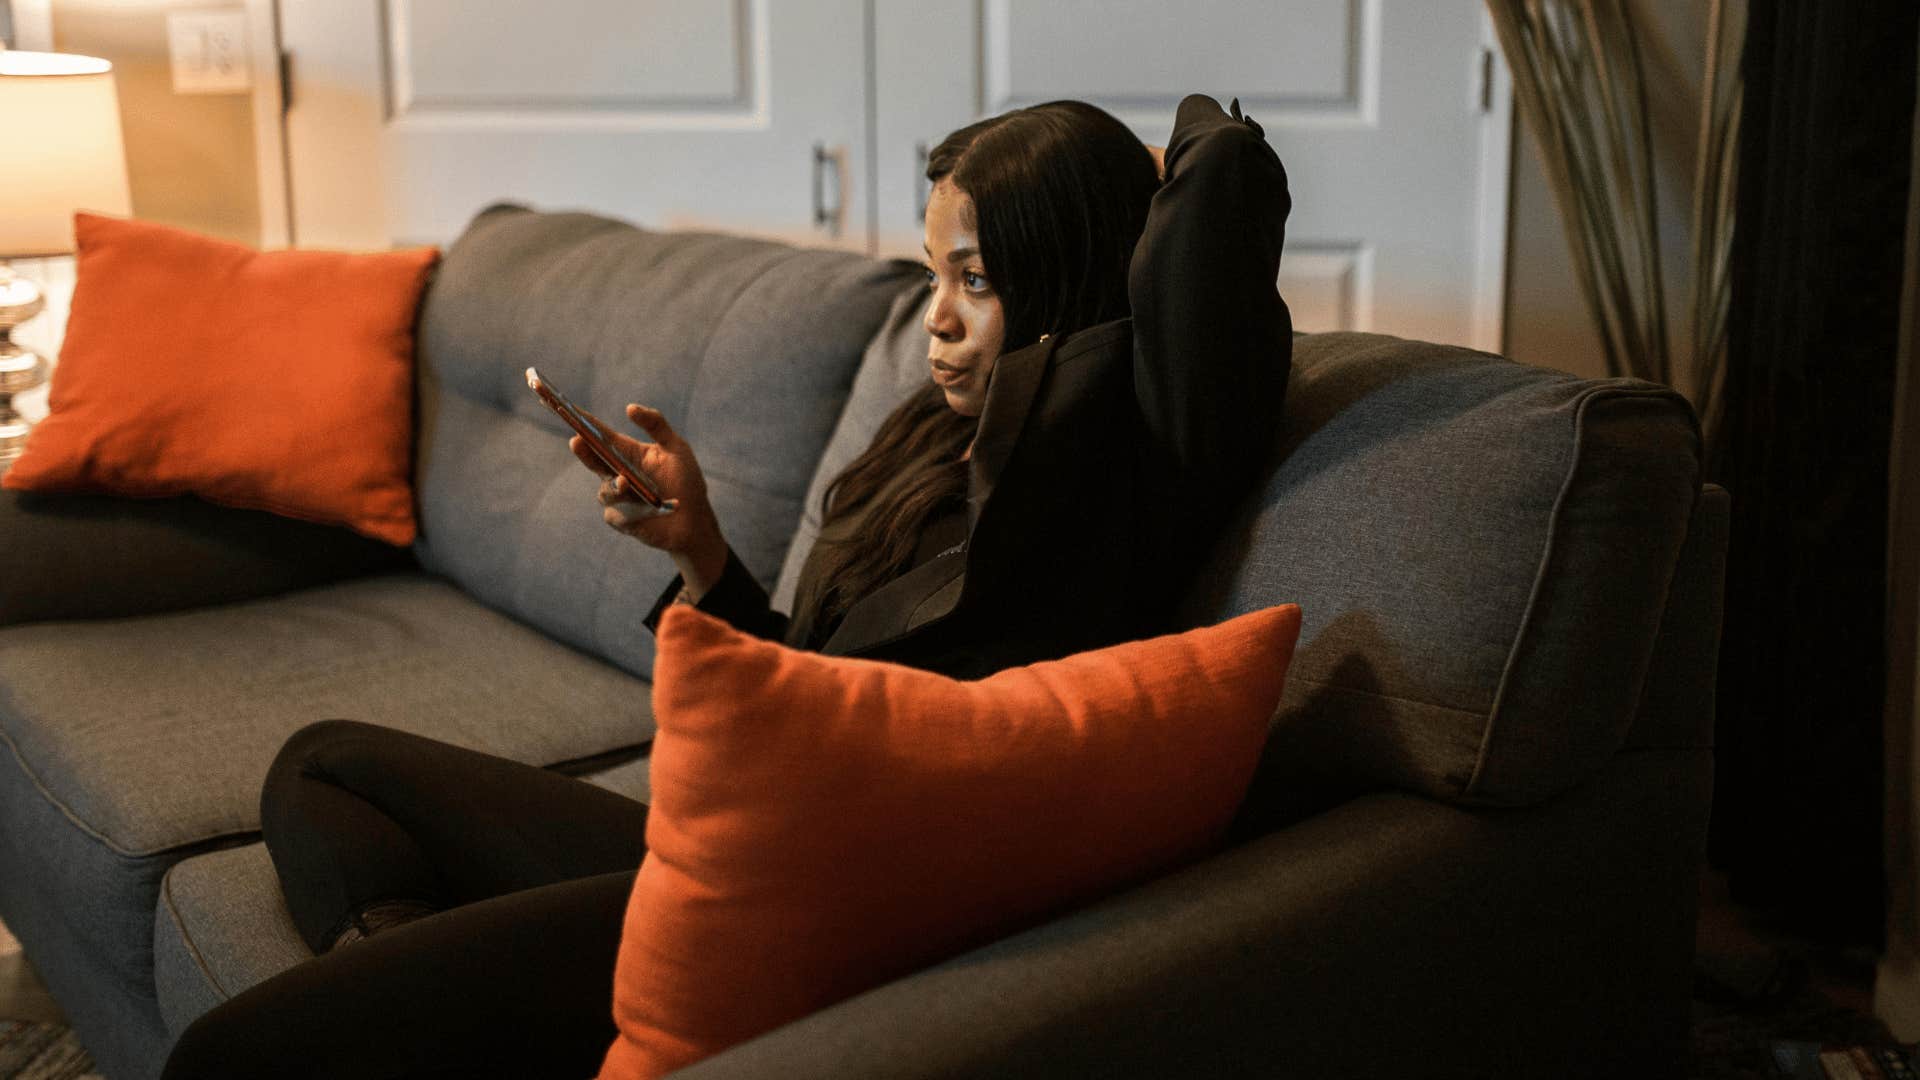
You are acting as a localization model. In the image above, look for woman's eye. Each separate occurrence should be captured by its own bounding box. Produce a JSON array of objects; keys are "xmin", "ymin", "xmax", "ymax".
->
[{"xmin": 922, "ymin": 263, "xmax": 988, "ymax": 293}]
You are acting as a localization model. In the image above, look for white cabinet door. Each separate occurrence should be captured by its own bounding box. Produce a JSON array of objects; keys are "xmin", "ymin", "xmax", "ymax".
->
[
  {"xmin": 280, "ymin": 1, "xmax": 1509, "ymax": 348},
  {"xmin": 873, "ymin": 0, "xmax": 1510, "ymax": 349},
  {"xmin": 281, "ymin": 0, "xmax": 870, "ymax": 251}
]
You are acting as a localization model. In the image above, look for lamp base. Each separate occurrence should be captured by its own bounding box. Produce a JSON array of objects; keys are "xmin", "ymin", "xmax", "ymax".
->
[
  {"xmin": 0, "ymin": 262, "xmax": 51, "ymax": 470},
  {"xmin": 0, "ymin": 337, "xmax": 48, "ymax": 395},
  {"xmin": 0, "ymin": 407, "xmax": 28, "ymax": 470}
]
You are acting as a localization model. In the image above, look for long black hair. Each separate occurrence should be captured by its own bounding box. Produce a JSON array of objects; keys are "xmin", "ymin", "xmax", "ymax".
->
[
  {"xmin": 796, "ymin": 101, "xmax": 1160, "ymax": 633},
  {"xmin": 926, "ymin": 100, "xmax": 1159, "ymax": 351}
]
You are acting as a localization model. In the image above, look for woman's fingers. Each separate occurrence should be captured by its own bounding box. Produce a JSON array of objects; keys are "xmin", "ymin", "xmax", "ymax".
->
[
  {"xmin": 568, "ymin": 435, "xmax": 615, "ymax": 478},
  {"xmin": 600, "ymin": 475, "xmax": 675, "ymax": 513},
  {"xmin": 573, "ymin": 405, "xmax": 696, "ymax": 550},
  {"xmin": 602, "ymin": 489, "xmax": 652, "ymax": 525},
  {"xmin": 602, "ymin": 495, "xmax": 676, "ymax": 536},
  {"xmin": 605, "ymin": 503, "xmax": 653, "ymax": 535},
  {"xmin": 599, "ymin": 476, "xmax": 647, "ymax": 506},
  {"xmin": 626, "ymin": 403, "xmax": 679, "ymax": 448}
]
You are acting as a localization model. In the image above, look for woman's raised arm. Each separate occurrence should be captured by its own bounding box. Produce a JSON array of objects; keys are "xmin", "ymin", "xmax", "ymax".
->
[{"xmin": 1128, "ymin": 94, "xmax": 1293, "ymax": 499}]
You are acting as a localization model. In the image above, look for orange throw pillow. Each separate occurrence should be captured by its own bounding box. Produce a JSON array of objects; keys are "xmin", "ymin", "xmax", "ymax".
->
[
  {"xmin": 3, "ymin": 213, "xmax": 438, "ymax": 545},
  {"xmin": 600, "ymin": 602, "xmax": 1303, "ymax": 1079}
]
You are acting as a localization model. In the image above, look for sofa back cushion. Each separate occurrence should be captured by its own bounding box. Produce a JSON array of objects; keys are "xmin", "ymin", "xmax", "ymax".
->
[
  {"xmin": 1180, "ymin": 332, "xmax": 1702, "ymax": 810},
  {"xmin": 769, "ymin": 316, "xmax": 1705, "ymax": 810},
  {"xmin": 411, "ymin": 205, "xmax": 918, "ymax": 677},
  {"xmin": 771, "ymin": 286, "xmax": 931, "ymax": 613}
]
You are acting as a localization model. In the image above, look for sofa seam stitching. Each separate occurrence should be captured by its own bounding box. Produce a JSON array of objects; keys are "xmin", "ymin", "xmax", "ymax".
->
[
  {"xmin": 158, "ymin": 865, "xmax": 234, "ymax": 1003},
  {"xmin": 1465, "ymin": 387, "xmax": 1597, "ymax": 798},
  {"xmin": 0, "ymin": 721, "xmax": 140, "ymax": 857},
  {"xmin": 1287, "ymin": 675, "xmax": 1487, "ymax": 720},
  {"xmin": 1463, "ymin": 383, "xmax": 1692, "ymax": 799}
]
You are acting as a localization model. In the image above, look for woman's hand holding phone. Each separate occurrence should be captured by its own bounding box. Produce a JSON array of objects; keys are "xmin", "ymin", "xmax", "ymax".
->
[{"xmin": 570, "ymin": 404, "xmax": 731, "ymax": 599}]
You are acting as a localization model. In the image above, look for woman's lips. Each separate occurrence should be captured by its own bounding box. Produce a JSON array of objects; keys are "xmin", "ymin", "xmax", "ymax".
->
[{"xmin": 930, "ymin": 360, "xmax": 971, "ymax": 386}]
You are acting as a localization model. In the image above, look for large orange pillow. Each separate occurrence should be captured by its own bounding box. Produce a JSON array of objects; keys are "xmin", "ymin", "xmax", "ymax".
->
[
  {"xmin": 601, "ymin": 602, "xmax": 1303, "ymax": 1079},
  {"xmin": 3, "ymin": 213, "xmax": 438, "ymax": 545}
]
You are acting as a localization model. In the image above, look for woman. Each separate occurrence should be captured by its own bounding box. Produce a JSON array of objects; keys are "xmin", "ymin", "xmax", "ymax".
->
[{"xmin": 161, "ymin": 93, "xmax": 1291, "ymax": 1079}]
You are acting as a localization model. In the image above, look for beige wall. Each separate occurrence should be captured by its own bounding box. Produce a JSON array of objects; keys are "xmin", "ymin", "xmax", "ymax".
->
[
  {"xmin": 51, "ymin": 0, "xmax": 261, "ymax": 246},
  {"xmin": 1502, "ymin": 2, "xmax": 1711, "ymax": 392}
]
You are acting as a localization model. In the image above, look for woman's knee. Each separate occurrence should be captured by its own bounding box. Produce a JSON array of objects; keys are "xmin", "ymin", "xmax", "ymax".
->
[{"xmin": 260, "ymin": 719, "xmax": 392, "ymax": 826}]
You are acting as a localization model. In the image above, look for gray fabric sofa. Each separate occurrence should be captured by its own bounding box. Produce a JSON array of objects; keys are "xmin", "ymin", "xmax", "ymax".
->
[{"xmin": 0, "ymin": 204, "xmax": 1725, "ymax": 1079}]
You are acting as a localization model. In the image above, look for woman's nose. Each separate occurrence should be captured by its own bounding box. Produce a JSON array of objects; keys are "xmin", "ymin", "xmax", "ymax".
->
[{"xmin": 925, "ymin": 289, "xmax": 962, "ymax": 342}]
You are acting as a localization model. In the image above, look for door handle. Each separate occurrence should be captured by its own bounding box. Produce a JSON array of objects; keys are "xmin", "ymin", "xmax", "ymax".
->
[{"xmin": 812, "ymin": 143, "xmax": 844, "ymax": 238}]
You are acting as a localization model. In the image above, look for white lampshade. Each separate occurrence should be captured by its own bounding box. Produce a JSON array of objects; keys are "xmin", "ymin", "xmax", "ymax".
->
[{"xmin": 0, "ymin": 50, "xmax": 133, "ymax": 258}]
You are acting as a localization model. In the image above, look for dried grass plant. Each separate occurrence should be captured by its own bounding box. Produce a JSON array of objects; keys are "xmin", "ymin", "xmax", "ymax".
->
[{"xmin": 1487, "ymin": 0, "xmax": 1743, "ymax": 436}]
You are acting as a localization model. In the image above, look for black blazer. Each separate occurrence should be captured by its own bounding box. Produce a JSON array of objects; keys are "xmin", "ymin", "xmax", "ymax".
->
[{"xmin": 647, "ymin": 94, "xmax": 1293, "ymax": 679}]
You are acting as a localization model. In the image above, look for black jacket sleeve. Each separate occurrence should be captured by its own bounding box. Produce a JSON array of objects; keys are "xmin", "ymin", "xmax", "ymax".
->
[
  {"xmin": 643, "ymin": 545, "xmax": 791, "ymax": 643},
  {"xmin": 1128, "ymin": 94, "xmax": 1294, "ymax": 501}
]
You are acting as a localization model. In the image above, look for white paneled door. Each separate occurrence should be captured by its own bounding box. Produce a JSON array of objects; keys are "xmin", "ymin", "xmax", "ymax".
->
[
  {"xmin": 281, "ymin": 0, "xmax": 871, "ymax": 252},
  {"xmin": 874, "ymin": 0, "xmax": 1511, "ymax": 348},
  {"xmin": 281, "ymin": 0, "xmax": 1508, "ymax": 348}
]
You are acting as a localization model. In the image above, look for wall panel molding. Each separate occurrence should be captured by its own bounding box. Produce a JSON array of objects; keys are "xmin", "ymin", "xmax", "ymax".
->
[
  {"xmin": 979, "ymin": 0, "xmax": 1379, "ymax": 128},
  {"xmin": 1278, "ymin": 243, "xmax": 1372, "ymax": 333},
  {"xmin": 385, "ymin": 0, "xmax": 771, "ymax": 132}
]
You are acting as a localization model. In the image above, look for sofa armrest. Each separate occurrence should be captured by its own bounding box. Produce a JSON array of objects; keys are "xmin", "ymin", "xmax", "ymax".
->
[
  {"xmin": 673, "ymin": 744, "xmax": 1710, "ymax": 1080},
  {"xmin": 0, "ymin": 489, "xmax": 413, "ymax": 627}
]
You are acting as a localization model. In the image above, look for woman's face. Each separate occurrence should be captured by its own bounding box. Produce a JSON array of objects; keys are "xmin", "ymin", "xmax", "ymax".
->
[{"xmin": 922, "ymin": 178, "xmax": 1005, "ymax": 418}]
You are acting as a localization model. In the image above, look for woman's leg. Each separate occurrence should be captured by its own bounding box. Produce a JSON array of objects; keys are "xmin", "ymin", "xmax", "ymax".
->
[
  {"xmin": 261, "ymin": 718, "xmax": 650, "ymax": 953},
  {"xmin": 160, "ymin": 869, "xmax": 635, "ymax": 1080}
]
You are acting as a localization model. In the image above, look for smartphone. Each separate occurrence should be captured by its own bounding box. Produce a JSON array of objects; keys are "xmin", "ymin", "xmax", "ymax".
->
[{"xmin": 525, "ymin": 367, "xmax": 669, "ymax": 510}]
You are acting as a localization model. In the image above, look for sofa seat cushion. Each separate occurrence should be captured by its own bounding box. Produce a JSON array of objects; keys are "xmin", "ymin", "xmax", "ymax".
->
[
  {"xmin": 1184, "ymin": 332, "xmax": 1703, "ymax": 811},
  {"xmin": 154, "ymin": 756, "xmax": 655, "ymax": 1038},
  {"xmin": 0, "ymin": 571, "xmax": 654, "ymax": 859},
  {"xmin": 153, "ymin": 843, "xmax": 309, "ymax": 1037}
]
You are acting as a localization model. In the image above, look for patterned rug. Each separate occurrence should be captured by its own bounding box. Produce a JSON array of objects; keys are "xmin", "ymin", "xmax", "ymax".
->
[
  {"xmin": 1690, "ymin": 956, "xmax": 1908, "ymax": 1079},
  {"xmin": 0, "ymin": 919, "xmax": 96, "ymax": 1080},
  {"xmin": 0, "ymin": 1022, "xmax": 94, "ymax": 1080}
]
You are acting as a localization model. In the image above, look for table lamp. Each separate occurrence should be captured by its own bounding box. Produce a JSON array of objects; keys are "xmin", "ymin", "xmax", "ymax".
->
[{"xmin": 0, "ymin": 49, "xmax": 132, "ymax": 468}]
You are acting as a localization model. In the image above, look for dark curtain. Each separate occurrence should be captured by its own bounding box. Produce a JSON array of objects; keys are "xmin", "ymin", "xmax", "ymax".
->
[{"xmin": 1708, "ymin": 1, "xmax": 1919, "ymax": 946}]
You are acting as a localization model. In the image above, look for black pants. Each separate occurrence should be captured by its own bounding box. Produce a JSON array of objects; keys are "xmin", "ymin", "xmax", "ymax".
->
[{"xmin": 161, "ymin": 720, "xmax": 651, "ymax": 1080}]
